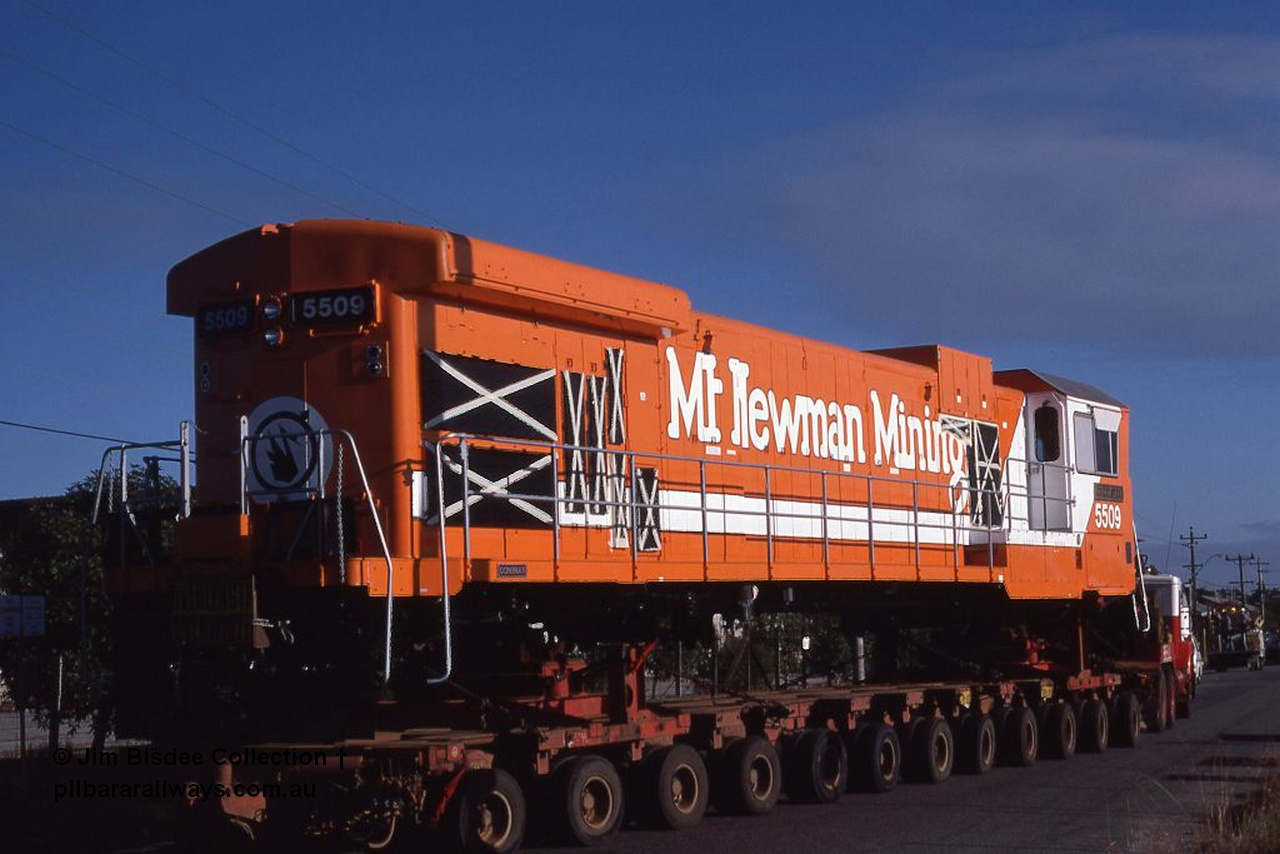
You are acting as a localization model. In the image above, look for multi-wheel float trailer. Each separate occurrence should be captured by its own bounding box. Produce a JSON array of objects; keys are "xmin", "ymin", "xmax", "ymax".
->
[{"xmin": 198, "ymin": 633, "xmax": 1183, "ymax": 851}]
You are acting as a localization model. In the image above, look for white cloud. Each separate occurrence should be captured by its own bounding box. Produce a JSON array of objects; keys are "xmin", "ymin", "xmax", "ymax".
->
[{"xmin": 717, "ymin": 33, "xmax": 1280, "ymax": 356}]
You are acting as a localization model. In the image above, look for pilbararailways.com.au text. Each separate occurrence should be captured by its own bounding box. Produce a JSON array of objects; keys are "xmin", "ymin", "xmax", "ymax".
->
[{"xmin": 54, "ymin": 780, "xmax": 315, "ymax": 802}]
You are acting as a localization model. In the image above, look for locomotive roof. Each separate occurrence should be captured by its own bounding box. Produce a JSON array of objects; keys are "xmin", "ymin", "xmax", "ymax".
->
[
  {"xmin": 994, "ymin": 368, "xmax": 1125, "ymax": 408},
  {"xmin": 169, "ymin": 222, "xmax": 1117, "ymax": 408},
  {"xmin": 167, "ymin": 220, "xmax": 692, "ymax": 336}
]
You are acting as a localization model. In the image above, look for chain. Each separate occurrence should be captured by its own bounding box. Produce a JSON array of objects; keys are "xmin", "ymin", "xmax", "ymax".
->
[{"xmin": 336, "ymin": 441, "xmax": 346, "ymax": 584}]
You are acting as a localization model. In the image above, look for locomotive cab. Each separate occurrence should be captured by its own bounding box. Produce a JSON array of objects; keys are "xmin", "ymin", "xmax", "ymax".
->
[{"xmin": 998, "ymin": 369, "xmax": 1134, "ymax": 595}]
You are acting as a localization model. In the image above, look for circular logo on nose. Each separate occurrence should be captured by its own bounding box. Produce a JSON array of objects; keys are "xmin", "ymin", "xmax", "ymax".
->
[{"xmin": 245, "ymin": 396, "xmax": 333, "ymax": 500}]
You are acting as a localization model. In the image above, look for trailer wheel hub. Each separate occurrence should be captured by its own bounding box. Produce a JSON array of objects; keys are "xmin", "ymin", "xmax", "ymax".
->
[
  {"xmin": 474, "ymin": 791, "xmax": 514, "ymax": 848},
  {"xmin": 670, "ymin": 764, "xmax": 700, "ymax": 813},
  {"xmin": 580, "ymin": 776, "xmax": 614, "ymax": 829},
  {"xmin": 748, "ymin": 755, "xmax": 774, "ymax": 799}
]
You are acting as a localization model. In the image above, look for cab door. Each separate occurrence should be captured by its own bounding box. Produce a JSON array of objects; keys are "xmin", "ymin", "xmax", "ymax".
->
[{"xmin": 1026, "ymin": 394, "xmax": 1070, "ymax": 530}]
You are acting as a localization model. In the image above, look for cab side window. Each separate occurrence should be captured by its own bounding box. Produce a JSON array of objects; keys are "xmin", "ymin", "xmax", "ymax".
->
[
  {"xmin": 1034, "ymin": 404, "xmax": 1061, "ymax": 462},
  {"xmin": 1073, "ymin": 412, "xmax": 1119, "ymax": 476}
]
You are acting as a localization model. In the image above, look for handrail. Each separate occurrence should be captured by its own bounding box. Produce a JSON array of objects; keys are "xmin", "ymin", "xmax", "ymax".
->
[
  {"xmin": 423, "ymin": 430, "xmax": 1101, "ymax": 686},
  {"xmin": 428, "ymin": 433, "xmax": 1087, "ymax": 580},
  {"xmin": 240, "ymin": 428, "xmax": 397, "ymax": 682},
  {"xmin": 91, "ymin": 433, "xmax": 192, "ymax": 524},
  {"xmin": 1131, "ymin": 519, "xmax": 1152, "ymax": 633},
  {"xmin": 90, "ymin": 424, "xmax": 194, "ymax": 570},
  {"xmin": 427, "ymin": 440, "xmax": 454, "ymax": 684},
  {"xmin": 429, "ymin": 434, "xmax": 1075, "ymax": 530},
  {"xmin": 428, "ymin": 433, "xmax": 1072, "ymax": 502}
]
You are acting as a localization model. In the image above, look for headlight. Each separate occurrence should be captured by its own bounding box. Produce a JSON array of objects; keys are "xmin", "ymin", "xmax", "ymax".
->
[
  {"xmin": 264, "ymin": 326, "xmax": 285, "ymax": 348},
  {"xmin": 262, "ymin": 298, "xmax": 283, "ymax": 321},
  {"xmin": 365, "ymin": 344, "xmax": 385, "ymax": 376}
]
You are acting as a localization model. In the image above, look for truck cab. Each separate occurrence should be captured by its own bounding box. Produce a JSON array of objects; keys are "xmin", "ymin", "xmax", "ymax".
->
[{"xmin": 1143, "ymin": 574, "xmax": 1197, "ymax": 717}]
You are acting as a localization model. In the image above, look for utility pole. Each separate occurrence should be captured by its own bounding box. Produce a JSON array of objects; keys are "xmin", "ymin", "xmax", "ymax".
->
[
  {"xmin": 1180, "ymin": 526, "xmax": 1208, "ymax": 615},
  {"xmin": 1225, "ymin": 553, "xmax": 1257, "ymax": 608},
  {"xmin": 1254, "ymin": 557, "xmax": 1271, "ymax": 622}
]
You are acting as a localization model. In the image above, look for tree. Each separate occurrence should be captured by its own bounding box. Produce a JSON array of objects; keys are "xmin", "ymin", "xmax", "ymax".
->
[{"xmin": 0, "ymin": 466, "xmax": 178, "ymax": 751}]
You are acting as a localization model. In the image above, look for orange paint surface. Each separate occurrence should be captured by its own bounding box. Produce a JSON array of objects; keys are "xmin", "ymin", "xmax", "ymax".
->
[{"xmin": 161, "ymin": 220, "xmax": 1136, "ymax": 602}]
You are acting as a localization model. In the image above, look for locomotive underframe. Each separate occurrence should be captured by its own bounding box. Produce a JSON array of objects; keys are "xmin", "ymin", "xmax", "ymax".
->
[
  {"xmin": 113, "ymin": 576, "xmax": 1147, "ymax": 741},
  {"xmin": 107, "ymin": 571, "xmax": 1175, "ymax": 849}
]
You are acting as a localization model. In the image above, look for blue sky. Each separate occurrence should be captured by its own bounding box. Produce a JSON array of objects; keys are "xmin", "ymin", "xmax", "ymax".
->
[{"xmin": 1, "ymin": 1, "xmax": 1276, "ymax": 588}]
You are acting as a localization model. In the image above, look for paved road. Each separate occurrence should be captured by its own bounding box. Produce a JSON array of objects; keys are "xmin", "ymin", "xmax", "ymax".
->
[{"xmin": 542, "ymin": 666, "xmax": 1280, "ymax": 854}]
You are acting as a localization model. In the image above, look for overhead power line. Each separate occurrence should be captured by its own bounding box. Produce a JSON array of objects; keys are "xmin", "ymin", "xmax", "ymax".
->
[
  {"xmin": 0, "ymin": 46, "xmax": 367, "ymax": 218},
  {"xmin": 25, "ymin": 0, "xmax": 447, "ymax": 229},
  {"xmin": 0, "ymin": 418, "xmax": 137, "ymax": 445},
  {"xmin": 0, "ymin": 118, "xmax": 250, "ymax": 226}
]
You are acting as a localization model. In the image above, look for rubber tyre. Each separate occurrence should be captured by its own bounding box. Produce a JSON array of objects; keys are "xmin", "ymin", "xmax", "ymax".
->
[
  {"xmin": 641, "ymin": 744, "xmax": 709, "ymax": 831},
  {"xmin": 175, "ymin": 811, "xmax": 256, "ymax": 854},
  {"xmin": 847, "ymin": 722, "xmax": 901, "ymax": 793},
  {"xmin": 714, "ymin": 735, "xmax": 781, "ymax": 816},
  {"xmin": 783, "ymin": 729, "xmax": 846, "ymax": 804},
  {"xmin": 450, "ymin": 768, "xmax": 526, "ymax": 854},
  {"xmin": 345, "ymin": 803, "xmax": 400, "ymax": 852},
  {"xmin": 1078, "ymin": 699, "xmax": 1109, "ymax": 753},
  {"xmin": 554, "ymin": 755, "xmax": 624, "ymax": 846},
  {"xmin": 955, "ymin": 713, "xmax": 996, "ymax": 775},
  {"xmin": 1043, "ymin": 703, "xmax": 1077, "ymax": 760},
  {"xmin": 905, "ymin": 717, "xmax": 954, "ymax": 784},
  {"xmin": 1144, "ymin": 670, "xmax": 1169, "ymax": 734},
  {"xmin": 998, "ymin": 706, "xmax": 1038, "ymax": 767},
  {"xmin": 1112, "ymin": 692, "xmax": 1141, "ymax": 748}
]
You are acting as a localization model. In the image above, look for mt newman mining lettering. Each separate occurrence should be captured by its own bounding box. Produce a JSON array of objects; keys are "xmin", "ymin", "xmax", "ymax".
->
[{"xmin": 664, "ymin": 346, "xmax": 969, "ymax": 476}]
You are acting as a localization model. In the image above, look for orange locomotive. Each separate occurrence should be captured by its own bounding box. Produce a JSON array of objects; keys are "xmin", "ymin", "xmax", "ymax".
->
[
  {"xmin": 113, "ymin": 219, "xmax": 1143, "ymax": 720},
  {"xmin": 161, "ymin": 218, "xmax": 1133, "ymax": 597},
  {"xmin": 103, "ymin": 220, "xmax": 1172, "ymax": 848}
]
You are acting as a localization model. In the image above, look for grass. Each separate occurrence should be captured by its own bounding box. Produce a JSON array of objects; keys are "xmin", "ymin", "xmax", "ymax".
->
[{"xmin": 1202, "ymin": 777, "xmax": 1280, "ymax": 854}]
